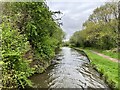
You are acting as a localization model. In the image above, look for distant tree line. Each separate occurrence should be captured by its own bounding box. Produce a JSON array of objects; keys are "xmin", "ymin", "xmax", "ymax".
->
[{"xmin": 70, "ymin": 2, "xmax": 118, "ymax": 50}]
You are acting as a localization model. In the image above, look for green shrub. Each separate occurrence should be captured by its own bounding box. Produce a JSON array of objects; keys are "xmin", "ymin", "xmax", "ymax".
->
[{"xmin": 2, "ymin": 22, "xmax": 34, "ymax": 89}]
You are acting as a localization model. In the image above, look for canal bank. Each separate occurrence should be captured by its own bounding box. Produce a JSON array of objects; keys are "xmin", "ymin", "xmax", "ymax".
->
[
  {"xmin": 73, "ymin": 47, "xmax": 118, "ymax": 90},
  {"xmin": 28, "ymin": 47, "xmax": 110, "ymax": 89}
]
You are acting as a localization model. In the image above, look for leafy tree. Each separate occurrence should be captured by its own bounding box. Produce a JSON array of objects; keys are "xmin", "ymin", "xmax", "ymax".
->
[
  {"xmin": 70, "ymin": 2, "xmax": 118, "ymax": 50},
  {"xmin": 2, "ymin": 1, "xmax": 64, "ymax": 89}
]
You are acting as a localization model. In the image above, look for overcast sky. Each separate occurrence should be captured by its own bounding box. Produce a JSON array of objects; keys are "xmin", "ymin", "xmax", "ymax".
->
[{"xmin": 47, "ymin": 0, "xmax": 109, "ymax": 41}]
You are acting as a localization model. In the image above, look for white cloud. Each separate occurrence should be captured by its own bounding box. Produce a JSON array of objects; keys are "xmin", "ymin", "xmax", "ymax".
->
[
  {"xmin": 47, "ymin": 0, "xmax": 113, "ymax": 2},
  {"xmin": 47, "ymin": 1, "xmax": 106, "ymax": 40}
]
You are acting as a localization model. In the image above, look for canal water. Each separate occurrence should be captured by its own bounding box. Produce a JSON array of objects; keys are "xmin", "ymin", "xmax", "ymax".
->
[{"xmin": 30, "ymin": 47, "xmax": 110, "ymax": 89}]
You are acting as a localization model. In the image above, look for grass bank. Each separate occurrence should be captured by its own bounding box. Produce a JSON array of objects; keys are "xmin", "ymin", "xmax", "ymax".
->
[
  {"xmin": 74, "ymin": 47, "xmax": 118, "ymax": 90},
  {"xmin": 84, "ymin": 47, "xmax": 119, "ymax": 60}
]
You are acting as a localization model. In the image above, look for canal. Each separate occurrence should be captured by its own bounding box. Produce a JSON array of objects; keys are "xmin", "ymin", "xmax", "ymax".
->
[{"xmin": 30, "ymin": 47, "xmax": 110, "ymax": 89}]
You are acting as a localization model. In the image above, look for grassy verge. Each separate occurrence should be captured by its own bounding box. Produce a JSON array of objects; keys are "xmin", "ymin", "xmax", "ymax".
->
[
  {"xmin": 100, "ymin": 50, "xmax": 119, "ymax": 60},
  {"xmin": 75, "ymin": 47, "xmax": 118, "ymax": 89},
  {"xmin": 84, "ymin": 47, "xmax": 119, "ymax": 60}
]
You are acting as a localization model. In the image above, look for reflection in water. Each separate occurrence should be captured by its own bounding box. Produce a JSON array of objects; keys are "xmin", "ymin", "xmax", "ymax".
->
[{"xmin": 30, "ymin": 47, "xmax": 110, "ymax": 89}]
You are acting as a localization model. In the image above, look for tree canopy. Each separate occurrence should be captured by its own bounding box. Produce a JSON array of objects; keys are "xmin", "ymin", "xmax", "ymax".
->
[{"xmin": 70, "ymin": 2, "xmax": 118, "ymax": 50}]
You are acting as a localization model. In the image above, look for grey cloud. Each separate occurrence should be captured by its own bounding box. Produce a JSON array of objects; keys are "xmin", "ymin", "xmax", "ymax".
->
[{"xmin": 47, "ymin": 1, "xmax": 105, "ymax": 40}]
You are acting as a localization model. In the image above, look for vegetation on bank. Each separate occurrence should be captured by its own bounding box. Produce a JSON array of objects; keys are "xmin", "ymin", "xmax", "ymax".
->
[
  {"xmin": 0, "ymin": 61, "xmax": 3, "ymax": 65},
  {"xmin": 82, "ymin": 47, "xmax": 119, "ymax": 60},
  {"xmin": 62, "ymin": 41, "xmax": 70, "ymax": 47},
  {"xmin": 74, "ymin": 48, "xmax": 118, "ymax": 89},
  {"xmin": 70, "ymin": 2, "xmax": 119, "ymax": 90},
  {"xmin": 1, "ymin": 2, "xmax": 64, "ymax": 89},
  {"xmin": 70, "ymin": 2, "xmax": 118, "ymax": 50},
  {"xmin": 85, "ymin": 49, "xmax": 118, "ymax": 89}
]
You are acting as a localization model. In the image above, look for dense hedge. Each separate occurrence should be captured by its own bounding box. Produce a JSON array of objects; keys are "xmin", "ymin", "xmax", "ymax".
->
[{"xmin": 2, "ymin": 2, "xmax": 64, "ymax": 89}]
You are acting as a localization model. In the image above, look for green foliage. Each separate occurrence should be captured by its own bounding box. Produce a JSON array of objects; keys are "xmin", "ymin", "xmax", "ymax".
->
[
  {"xmin": 6, "ymin": 2, "xmax": 64, "ymax": 60},
  {"xmin": 85, "ymin": 49, "xmax": 118, "ymax": 89},
  {"xmin": 62, "ymin": 41, "xmax": 70, "ymax": 46},
  {"xmin": 101, "ymin": 50, "xmax": 119, "ymax": 60},
  {"xmin": 76, "ymin": 48, "xmax": 118, "ymax": 89},
  {"xmin": 70, "ymin": 3, "xmax": 119, "ymax": 89},
  {"xmin": 2, "ymin": 21, "xmax": 34, "ymax": 89},
  {"xmin": 0, "ymin": 61, "xmax": 3, "ymax": 65},
  {"xmin": 2, "ymin": 1, "xmax": 64, "ymax": 89},
  {"xmin": 88, "ymin": 48, "xmax": 119, "ymax": 60},
  {"xmin": 70, "ymin": 2, "xmax": 118, "ymax": 50}
]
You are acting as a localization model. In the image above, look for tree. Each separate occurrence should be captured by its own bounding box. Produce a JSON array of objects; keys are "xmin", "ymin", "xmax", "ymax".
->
[
  {"xmin": 2, "ymin": 1, "xmax": 64, "ymax": 89},
  {"xmin": 70, "ymin": 2, "xmax": 118, "ymax": 50}
]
